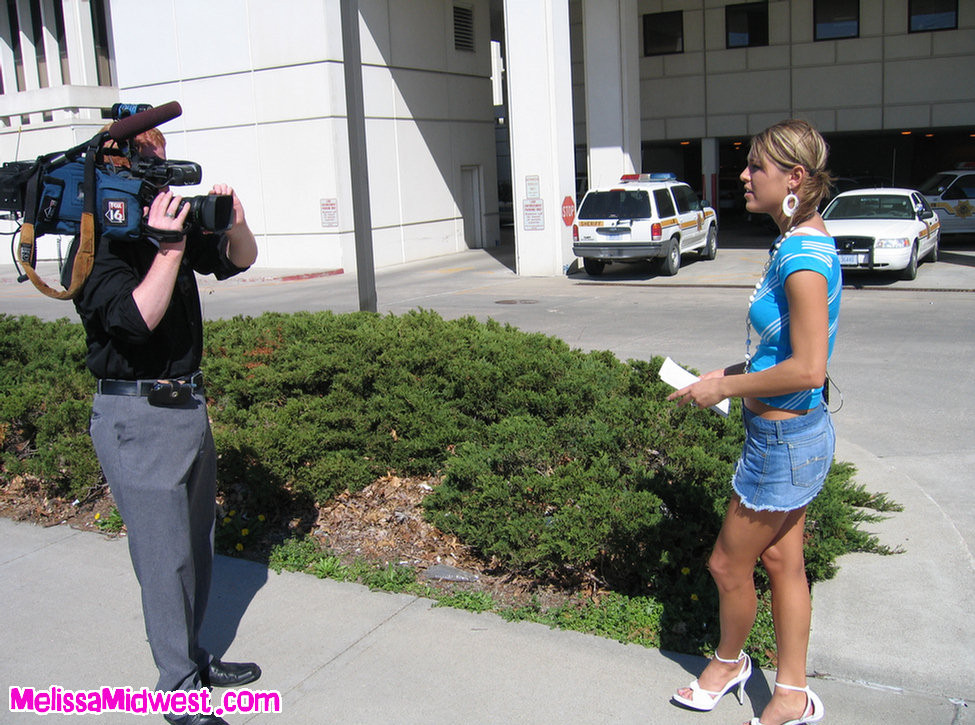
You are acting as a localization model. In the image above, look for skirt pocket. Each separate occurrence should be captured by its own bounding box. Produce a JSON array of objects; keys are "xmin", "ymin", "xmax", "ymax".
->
[{"xmin": 787, "ymin": 429, "xmax": 832, "ymax": 488}]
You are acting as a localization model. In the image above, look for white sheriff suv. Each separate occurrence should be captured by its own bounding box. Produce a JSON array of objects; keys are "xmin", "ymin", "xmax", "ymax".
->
[
  {"xmin": 918, "ymin": 163, "xmax": 975, "ymax": 234},
  {"xmin": 572, "ymin": 173, "xmax": 717, "ymax": 276}
]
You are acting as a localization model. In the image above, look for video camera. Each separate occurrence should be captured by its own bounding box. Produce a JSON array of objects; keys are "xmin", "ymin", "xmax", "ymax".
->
[{"xmin": 0, "ymin": 101, "xmax": 234, "ymax": 299}]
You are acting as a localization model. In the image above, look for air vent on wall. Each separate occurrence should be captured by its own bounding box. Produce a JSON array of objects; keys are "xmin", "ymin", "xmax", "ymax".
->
[{"xmin": 454, "ymin": 5, "xmax": 474, "ymax": 52}]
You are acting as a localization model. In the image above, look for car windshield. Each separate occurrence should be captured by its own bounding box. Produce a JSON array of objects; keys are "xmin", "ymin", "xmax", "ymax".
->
[
  {"xmin": 578, "ymin": 190, "xmax": 651, "ymax": 220},
  {"xmin": 823, "ymin": 194, "xmax": 914, "ymax": 220},
  {"xmin": 918, "ymin": 173, "xmax": 955, "ymax": 196}
]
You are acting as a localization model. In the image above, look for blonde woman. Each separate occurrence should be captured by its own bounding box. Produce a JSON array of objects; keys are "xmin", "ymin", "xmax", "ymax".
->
[{"xmin": 669, "ymin": 119, "xmax": 840, "ymax": 725}]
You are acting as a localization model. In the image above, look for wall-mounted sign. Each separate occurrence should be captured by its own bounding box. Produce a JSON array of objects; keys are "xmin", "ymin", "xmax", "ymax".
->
[
  {"xmin": 523, "ymin": 198, "xmax": 544, "ymax": 230},
  {"xmin": 525, "ymin": 175, "xmax": 541, "ymax": 199},
  {"xmin": 320, "ymin": 198, "xmax": 339, "ymax": 227}
]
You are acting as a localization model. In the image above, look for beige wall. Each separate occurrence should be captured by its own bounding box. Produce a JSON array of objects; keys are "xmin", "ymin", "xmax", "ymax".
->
[{"xmin": 571, "ymin": 0, "xmax": 975, "ymax": 141}]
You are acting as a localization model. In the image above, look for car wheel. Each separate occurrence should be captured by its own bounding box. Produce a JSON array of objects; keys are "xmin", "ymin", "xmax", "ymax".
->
[
  {"xmin": 900, "ymin": 243, "xmax": 918, "ymax": 281},
  {"xmin": 583, "ymin": 258, "xmax": 605, "ymax": 276},
  {"xmin": 659, "ymin": 238, "xmax": 681, "ymax": 276},
  {"xmin": 702, "ymin": 226, "xmax": 717, "ymax": 260}
]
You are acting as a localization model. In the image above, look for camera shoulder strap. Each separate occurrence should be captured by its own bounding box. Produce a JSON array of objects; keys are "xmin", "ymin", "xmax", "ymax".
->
[{"xmin": 18, "ymin": 144, "xmax": 98, "ymax": 300}]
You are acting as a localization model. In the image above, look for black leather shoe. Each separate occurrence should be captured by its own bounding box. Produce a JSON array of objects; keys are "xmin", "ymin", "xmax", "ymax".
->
[
  {"xmin": 202, "ymin": 659, "xmax": 262, "ymax": 688},
  {"xmin": 163, "ymin": 714, "xmax": 228, "ymax": 725}
]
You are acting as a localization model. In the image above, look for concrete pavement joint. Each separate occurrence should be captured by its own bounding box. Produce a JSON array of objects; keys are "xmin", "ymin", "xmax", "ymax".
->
[
  {"xmin": 282, "ymin": 594, "xmax": 420, "ymax": 696},
  {"xmin": 0, "ymin": 523, "xmax": 82, "ymax": 567}
]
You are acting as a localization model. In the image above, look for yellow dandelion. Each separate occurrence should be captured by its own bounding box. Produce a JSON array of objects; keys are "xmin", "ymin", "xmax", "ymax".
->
[
  {"xmin": 235, "ymin": 543, "xmax": 244, "ymax": 552},
  {"xmin": 223, "ymin": 517, "xmax": 231, "ymax": 524},
  {"xmin": 94, "ymin": 513, "xmax": 101, "ymax": 521},
  {"xmin": 229, "ymin": 510, "xmax": 237, "ymax": 517},
  {"xmin": 681, "ymin": 567, "xmax": 691, "ymax": 575},
  {"xmin": 690, "ymin": 593, "xmax": 699, "ymax": 601},
  {"xmin": 258, "ymin": 514, "xmax": 266, "ymax": 522},
  {"xmin": 241, "ymin": 528, "xmax": 249, "ymax": 536}
]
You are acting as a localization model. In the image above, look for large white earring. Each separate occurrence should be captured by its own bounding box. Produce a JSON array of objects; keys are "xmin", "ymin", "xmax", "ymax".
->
[{"xmin": 782, "ymin": 192, "xmax": 799, "ymax": 218}]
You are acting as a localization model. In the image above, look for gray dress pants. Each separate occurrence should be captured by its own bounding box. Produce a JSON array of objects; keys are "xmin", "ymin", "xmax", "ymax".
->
[{"xmin": 90, "ymin": 387, "xmax": 215, "ymax": 692}]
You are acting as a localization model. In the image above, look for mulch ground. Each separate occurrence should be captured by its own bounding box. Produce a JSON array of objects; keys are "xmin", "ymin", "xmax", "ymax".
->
[{"xmin": 0, "ymin": 472, "xmax": 582, "ymax": 611}]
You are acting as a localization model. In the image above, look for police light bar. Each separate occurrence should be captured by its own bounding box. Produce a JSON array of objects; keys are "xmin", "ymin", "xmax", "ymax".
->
[{"xmin": 619, "ymin": 172, "xmax": 678, "ymax": 182}]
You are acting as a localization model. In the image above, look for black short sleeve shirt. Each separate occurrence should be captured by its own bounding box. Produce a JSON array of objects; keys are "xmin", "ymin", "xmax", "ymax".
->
[{"xmin": 74, "ymin": 229, "xmax": 248, "ymax": 380}]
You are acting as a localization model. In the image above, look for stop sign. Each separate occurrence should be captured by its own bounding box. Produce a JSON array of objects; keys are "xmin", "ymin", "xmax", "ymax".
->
[{"xmin": 561, "ymin": 196, "xmax": 575, "ymax": 226}]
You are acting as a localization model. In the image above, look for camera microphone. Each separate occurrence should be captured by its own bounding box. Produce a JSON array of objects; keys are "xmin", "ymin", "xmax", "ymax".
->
[{"xmin": 107, "ymin": 101, "xmax": 182, "ymax": 142}]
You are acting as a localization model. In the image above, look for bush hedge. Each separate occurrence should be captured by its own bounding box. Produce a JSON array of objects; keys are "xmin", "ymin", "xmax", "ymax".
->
[{"xmin": 0, "ymin": 310, "xmax": 898, "ymax": 658}]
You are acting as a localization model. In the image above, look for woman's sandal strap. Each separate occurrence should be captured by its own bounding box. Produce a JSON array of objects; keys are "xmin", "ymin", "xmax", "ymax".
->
[
  {"xmin": 714, "ymin": 650, "xmax": 745, "ymax": 664},
  {"xmin": 773, "ymin": 681, "xmax": 809, "ymax": 692}
]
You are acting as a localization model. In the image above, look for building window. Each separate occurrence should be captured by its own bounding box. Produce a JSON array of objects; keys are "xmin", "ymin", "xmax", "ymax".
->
[
  {"xmin": 90, "ymin": 0, "xmax": 113, "ymax": 85},
  {"xmin": 726, "ymin": 2, "xmax": 768, "ymax": 49},
  {"xmin": 643, "ymin": 11, "xmax": 683, "ymax": 56},
  {"xmin": 52, "ymin": 0, "xmax": 70, "ymax": 83},
  {"xmin": 814, "ymin": 0, "xmax": 859, "ymax": 41},
  {"xmin": 909, "ymin": 0, "xmax": 958, "ymax": 32},
  {"xmin": 6, "ymin": 0, "xmax": 26, "ymax": 92},
  {"xmin": 453, "ymin": 4, "xmax": 474, "ymax": 52}
]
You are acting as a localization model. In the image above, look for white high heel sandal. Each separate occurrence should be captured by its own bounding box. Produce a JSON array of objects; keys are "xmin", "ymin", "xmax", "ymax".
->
[
  {"xmin": 672, "ymin": 650, "xmax": 752, "ymax": 711},
  {"xmin": 747, "ymin": 682, "xmax": 824, "ymax": 725}
]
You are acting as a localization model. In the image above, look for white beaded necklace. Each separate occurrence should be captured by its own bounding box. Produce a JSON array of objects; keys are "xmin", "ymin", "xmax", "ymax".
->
[{"xmin": 743, "ymin": 225, "xmax": 820, "ymax": 371}]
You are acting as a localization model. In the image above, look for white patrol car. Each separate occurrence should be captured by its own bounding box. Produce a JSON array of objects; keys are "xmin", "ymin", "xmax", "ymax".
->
[
  {"xmin": 918, "ymin": 163, "xmax": 975, "ymax": 234},
  {"xmin": 822, "ymin": 187, "xmax": 940, "ymax": 281},
  {"xmin": 572, "ymin": 174, "xmax": 717, "ymax": 276}
]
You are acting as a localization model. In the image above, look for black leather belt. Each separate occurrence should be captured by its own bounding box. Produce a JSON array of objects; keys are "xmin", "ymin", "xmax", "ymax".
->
[{"xmin": 97, "ymin": 371, "xmax": 204, "ymax": 396}]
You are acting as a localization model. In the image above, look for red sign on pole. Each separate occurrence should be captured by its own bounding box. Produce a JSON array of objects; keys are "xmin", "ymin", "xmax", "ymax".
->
[{"xmin": 561, "ymin": 196, "xmax": 575, "ymax": 226}]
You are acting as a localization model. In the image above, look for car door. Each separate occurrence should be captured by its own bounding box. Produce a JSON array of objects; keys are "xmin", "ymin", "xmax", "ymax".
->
[
  {"xmin": 912, "ymin": 192, "xmax": 939, "ymax": 256},
  {"xmin": 671, "ymin": 184, "xmax": 706, "ymax": 250}
]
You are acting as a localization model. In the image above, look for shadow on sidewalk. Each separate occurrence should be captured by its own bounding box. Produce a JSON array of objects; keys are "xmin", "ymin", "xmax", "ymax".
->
[{"xmin": 200, "ymin": 555, "xmax": 269, "ymax": 660}]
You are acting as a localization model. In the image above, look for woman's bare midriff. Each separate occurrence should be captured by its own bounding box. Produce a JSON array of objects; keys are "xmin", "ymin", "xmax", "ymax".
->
[{"xmin": 744, "ymin": 397, "xmax": 813, "ymax": 420}]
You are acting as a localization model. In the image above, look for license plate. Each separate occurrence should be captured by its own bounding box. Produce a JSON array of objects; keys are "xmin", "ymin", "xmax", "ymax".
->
[{"xmin": 838, "ymin": 254, "xmax": 862, "ymax": 266}]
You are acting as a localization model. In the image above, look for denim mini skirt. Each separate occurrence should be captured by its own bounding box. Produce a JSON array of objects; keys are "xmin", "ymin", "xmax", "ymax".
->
[{"xmin": 731, "ymin": 402, "xmax": 835, "ymax": 512}]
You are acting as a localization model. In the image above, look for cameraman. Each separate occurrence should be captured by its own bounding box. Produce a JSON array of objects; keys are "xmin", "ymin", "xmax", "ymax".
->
[{"xmin": 74, "ymin": 127, "xmax": 259, "ymax": 725}]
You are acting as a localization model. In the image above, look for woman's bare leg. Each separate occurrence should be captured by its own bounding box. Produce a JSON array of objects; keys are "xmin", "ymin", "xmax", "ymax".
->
[
  {"xmin": 750, "ymin": 508, "xmax": 816, "ymax": 725},
  {"xmin": 677, "ymin": 496, "xmax": 792, "ymax": 699}
]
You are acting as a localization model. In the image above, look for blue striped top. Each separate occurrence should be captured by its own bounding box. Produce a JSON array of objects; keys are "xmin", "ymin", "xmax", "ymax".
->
[{"xmin": 748, "ymin": 230, "xmax": 842, "ymax": 410}]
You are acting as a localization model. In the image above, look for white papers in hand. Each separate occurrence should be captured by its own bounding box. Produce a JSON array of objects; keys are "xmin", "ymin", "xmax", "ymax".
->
[{"xmin": 659, "ymin": 357, "xmax": 730, "ymax": 417}]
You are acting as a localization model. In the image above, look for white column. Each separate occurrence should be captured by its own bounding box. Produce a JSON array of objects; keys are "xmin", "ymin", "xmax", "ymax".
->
[
  {"xmin": 503, "ymin": 0, "xmax": 577, "ymax": 276},
  {"xmin": 39, "ymin": 0, "xmax": 63, "ymax": 85},
  {"xmin": 0, "ymin": 5, "xmax": 17, "ymax": 93},
  {"xmin": 582, "ymin": 0, "xmax": 640, "ymax": 188},
  {"xmin": 16, "ymin": 0, "xmax": 41, "ymax": 90},
  {"xmin": 60, "ymin": 0, "xmax": 99, "ymax": 121},
  {"xmin": 15, "ymin": 0, "xmax": 43, "ymax": 123},
  {"xmin": 701, "ymin": 136, "xmax": 719, "ymax": 212},
  {"xmin": 61, "ymin": 0, "xmax": 97, "ymax": 86}
]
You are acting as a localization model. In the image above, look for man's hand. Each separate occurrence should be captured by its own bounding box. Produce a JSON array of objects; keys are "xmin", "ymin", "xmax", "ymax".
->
[
  {"xmin": 211, "ymin": 183, "xmax": 258, "ymax": 268},
  {"xmin": 145, "ymin": 189, "xmax": 190, "ymax": 248},
  {"xmin": 210, "ymin": 183, "xmax": 245, "ymax": 228}
]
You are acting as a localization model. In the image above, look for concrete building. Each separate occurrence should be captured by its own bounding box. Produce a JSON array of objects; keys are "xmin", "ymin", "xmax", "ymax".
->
[
  {"xmin": 605, "ymin": 0, "xmax": 975, "ymax": 217},
  {"xmin": 1, "ymin": 0, "xmax": 973, "ymax": 279}
]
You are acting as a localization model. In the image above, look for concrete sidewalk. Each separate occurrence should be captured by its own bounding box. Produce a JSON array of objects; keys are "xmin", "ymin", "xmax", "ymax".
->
[
  {"xmin": 0, "ymin": 517, "xmax": 965, "ymax": 724},
  {"xmin": 1, "ymin": 226, "xmax": 973, "ymax": 723}
]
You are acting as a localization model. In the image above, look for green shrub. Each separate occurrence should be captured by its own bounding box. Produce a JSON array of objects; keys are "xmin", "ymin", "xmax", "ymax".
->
[
  {"xmin": 0, "ymin": 315, "xmax": 99, "ymax": 500},
  {"xmin": 1, "ymin": 310, "xmax": 899, "ymax": 662}
]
